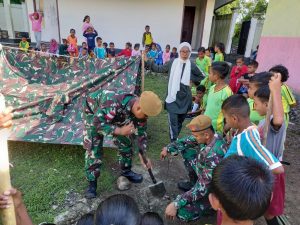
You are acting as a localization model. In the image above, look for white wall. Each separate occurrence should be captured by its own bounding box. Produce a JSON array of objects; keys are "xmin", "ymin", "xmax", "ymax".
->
[
  {"xmin": 202, "ymin": 0, "xmax": 215, "ymax": 47},
  {"xmin": 0, "ymin": 3, "xmax": 29, "ymax": 33},
  {"xmin": 42, "ymin": 0, "xmax": 59, "ymax": 42},
  {"xmin": 57, "ymin": 0, "xmax": 184, "ymax": 49},
  {"xmin": 252, "ymin": 19, "xmax": 264, "ymax": 51}
]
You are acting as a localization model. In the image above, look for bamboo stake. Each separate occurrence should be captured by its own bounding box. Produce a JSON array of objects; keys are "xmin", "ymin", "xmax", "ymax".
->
[
  {"xmin": 0, "ymin": 94, "xmax": 16, "ymax": 225},
  {"xmin": 141, "ymin": 51, "xmax": 145, "ymax": 92}
]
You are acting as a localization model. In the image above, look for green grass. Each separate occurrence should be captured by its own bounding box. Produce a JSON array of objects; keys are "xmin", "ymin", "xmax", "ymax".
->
[{"xmin": 8, "ymin": 74, "xmax": 190, "ymax": 223}]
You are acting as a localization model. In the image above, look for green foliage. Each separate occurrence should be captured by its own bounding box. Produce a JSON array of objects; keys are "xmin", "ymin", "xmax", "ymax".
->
[{"xmin": 216, "ymin": 0, "xmax": 239, "ymax": 15}]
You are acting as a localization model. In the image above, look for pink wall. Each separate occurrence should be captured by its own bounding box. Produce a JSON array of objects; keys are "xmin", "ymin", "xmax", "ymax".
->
[{"xmin": 257, "ymin": 36, "xmax": 300, "ymax": 94}]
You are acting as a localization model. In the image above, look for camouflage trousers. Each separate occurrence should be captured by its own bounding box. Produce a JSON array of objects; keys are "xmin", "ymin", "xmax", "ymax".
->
[
  {"xmin": 177, "ymin": 147, "xmax": 212, "ymax": 222},
  {"xmin": 84, "ymin": 128, "xmax": 135, "ymax": 182}
]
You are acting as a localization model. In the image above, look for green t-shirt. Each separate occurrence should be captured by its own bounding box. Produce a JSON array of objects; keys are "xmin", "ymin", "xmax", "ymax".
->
[
  {"xmin": 214, "ymin": 53, "xmax": 224, "ymax": 62},
  {"xmin": 196, "ymin": 56, "xmax": 211, "ymax": 76},
  {"xmin": 204, "ymin": 85, "xmax": 233, "ymax": 133},
  {"xmin": 248, "ymin": 98, "xmax": 264, "ymax": 125}
]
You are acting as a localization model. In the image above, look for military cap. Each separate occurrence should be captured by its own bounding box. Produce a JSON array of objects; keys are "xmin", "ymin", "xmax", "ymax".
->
[
  {"xmin": 186, "ymin": 115, "xmax": 212, "ymax": 132},
  {"xmin": 140, "ymin": 91, "xmax": 162, "ymax": 116}
]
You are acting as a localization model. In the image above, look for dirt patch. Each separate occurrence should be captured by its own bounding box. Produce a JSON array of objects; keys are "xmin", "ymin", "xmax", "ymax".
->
[{"xmin": 55, "ymin": 107, "xmax": 300, "ymax": 225}]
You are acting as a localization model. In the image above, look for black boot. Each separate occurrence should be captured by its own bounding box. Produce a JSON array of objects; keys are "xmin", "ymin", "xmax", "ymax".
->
[
  {"xmin": 121, "ymin": 170, "xmax": 143, "ymax": 183},
  {"xmin": 178, "ymin": 171, "xmax": 198, "ymax": 192},
  {"xmin": 265, "ymin": 217, "xmax": 280, "ymax": 225},
  {"xmin": 85, "ymin": 181, "xmax": 97, "ymax": 199}
]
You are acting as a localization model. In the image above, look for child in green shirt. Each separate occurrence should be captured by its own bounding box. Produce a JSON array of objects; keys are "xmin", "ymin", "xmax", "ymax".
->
[
  {"xmin": 196, "ymin": 47, "xmax": 213, "ymax": 91},
  {"xmin": 19, "ymin": 36, "xmax": 30, "ymax": 52},
  {"xmin": 204, "ymin": 62, "xmax": 233, "ymax": 134},
  {"xmin": 214, "ymin": 42, "xmax": 225, "ymax": 62}
]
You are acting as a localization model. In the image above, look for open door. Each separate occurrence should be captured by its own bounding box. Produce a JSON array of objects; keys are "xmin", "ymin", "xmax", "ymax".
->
[{"xmin": 181, "ymin": 6, "xmax": 196, "ymax": 44}]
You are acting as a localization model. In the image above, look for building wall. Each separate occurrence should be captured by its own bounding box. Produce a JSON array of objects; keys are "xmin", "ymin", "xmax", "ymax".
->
[
  {"xmin": 257, "ymin": 0, "xmax": 300, "ymax": 94},
  {"xmin": 54, "ymin": 0, "xmax": 184, "ymax": 49},
  {"xmin": 0, "ymin": 3, "xmax": 28, "ymax": 33}
]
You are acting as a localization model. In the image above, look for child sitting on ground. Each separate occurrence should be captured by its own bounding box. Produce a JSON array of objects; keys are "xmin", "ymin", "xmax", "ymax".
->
[
  {"xmin": 107, "ymin": 42, "xmax": 116, "ymax": 58},
  {"xmin": 209, "ymin": 155, "xmax": 274, "ymax": 225},
  {"xmin": 170, "ymin": 47, "xmax": 178, "ymax": 60},
  {"xmin": 83, "ymin": 26, "xmax": 98, "ymax": 51},
  {"xmin": 204, "ymin": 62, "xmax": 233, "ymax": 134},
  {"xmin": 79, "ymin": 47, "xmax": 88, "ymax": 59},
  {"xmin": 117, "ymin": 42, "xmax": 132, "ymax": 57},
  {"xmin": 147, "ymin": 43, "xmax": 158, "ymax": 60},
  {"xmin": 163, "ymin": 44, "xmax": 171, "ymax": 64},
  {"xmin": 229, "ymin": 56, "xmax": 248, "ymax": 93},
  {"xmin": 59, "ymin": 38, "xmax": 69, "ymax": 56},
  {"xmin": 19, "ymin": 36, "xmax": 30, "ymax": 52},
  {"xmin": 48, "ymin": 39, "xmax": 58, "ymax": 54},
  {"xmin": 88, "ymin": 50, "xmax": 95, "ymax": 59},
  {"xmin": 214, "ymin": 43, "xmax": 225, "ymax": 62},
  {"xmin": 79, "ymin": 42, "xmax": 87, "ymax": 55},
  {"xmin": 269, "ymin": 65, "xmax": 297, "ymax": 128},
  {"xmin": 131, "ymin": 43, "xmax": 141, "ymax": 57},
  {"xmin": 253, "ymin": 74, "xmax": 287, "ymax": 225},
  {"xmin": 67, "ymin": 28, "xmax": 78, "ymax": 57},
  {"xmin": 237, "ymin": 60, "xmax": 259, "ymax": 96},
  {"xmin": 94, "ymin": 37, "xmax": 106, "ymax": 59},
  {"xmin": 39, "ymin": 43, "xmax": 48, "ymax": 56}
]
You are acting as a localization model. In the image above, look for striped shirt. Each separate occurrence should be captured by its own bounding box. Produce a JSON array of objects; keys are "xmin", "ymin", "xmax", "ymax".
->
[{"xmin": 225, "ymin": 126, "xmax": 282, "ymax": 170}]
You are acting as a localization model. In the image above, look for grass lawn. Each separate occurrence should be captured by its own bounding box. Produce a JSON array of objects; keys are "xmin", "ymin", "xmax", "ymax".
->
[{"xmin": 8, "ymin": 74, "xmax": 188, "ymax": 224}]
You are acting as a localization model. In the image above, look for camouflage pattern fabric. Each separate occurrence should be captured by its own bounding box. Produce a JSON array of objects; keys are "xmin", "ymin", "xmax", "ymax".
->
[
  {"xmin": 83, "ymin": 89, "xmax": 147, "ymax": 181},
  {"xmin": 166, "ymin": 134, "xmax": 227, "ymax": 222},
  {"xmin": 0, "ymin": 47, "xmax": 141, "ymax": 146}
]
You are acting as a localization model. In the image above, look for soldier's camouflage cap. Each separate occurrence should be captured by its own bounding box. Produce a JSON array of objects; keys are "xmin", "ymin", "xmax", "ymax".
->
[
  {"xmin": 186, "ymin": 115, "xmax": 212, "ymax": 132},
  {"xmin": 140, "ymin": 91, "xmax": 162, "ymax": 117}
]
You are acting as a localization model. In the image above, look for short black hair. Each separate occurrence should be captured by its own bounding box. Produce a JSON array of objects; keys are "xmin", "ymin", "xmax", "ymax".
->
[
  {"xmin": 249, "ymin": 60, "xmax": 259, "ymax": 68},
  {"xmin": 70, "ymin": 28, "xmax": 76, "ymax": 33},
  {"xmin": 211, "ymin": 155, "xmax": 274, "ymax": 221},
  {"xmin": 109, "ymin": 42, "xmax": 114, "ymax": 45},
  {"xmin": 222, "ymin": 95, "xmax": 250, "ymax": 118},
  {"xmin": 249, "ymin": 72, "xmax": 273, "ymax": 88},
  {"xmin": 197, "ymin": 85, "xmax": 206, "ymax": 93},
  {"xmin": 145, "ymin": 25, "xmax": 150, "ymax": 28},
  {"xmin": 215, "ymin": 42, "xmax": 225, "ymax": 53},
  {"xmin": 76, "ymin": 213, "xmax": 94, "ymax": 225},
  {"xmin": 172, "ymin": 47, "xmax": 177, "ymax": 51},
  {"xmin": 95, "ymin": 194, "xmax": 141, "ymax": 225},
  {"xmin": 96, "ymin": 37, "xmax": 102, "ymax": 42},
  {"xmin": 198, "ymin": 47, "xmax": 206, "ymax": 53},
  {"xmin": 62, "ymin": 38, "xmax": 67, "ymax": 43},
  {"xmin": 254, "ymin": 85, "xmax": 270, "ymax": 103},
  {"xmin": 126, "ymin": 42, "xmax": 132, "ymax": 47},
  {"xmin": 140, "ymin": 212, "xmax": 164, "ymax": 225},
  {"xmin": 134, "ymin": 43, "xmax": 140, "ymax": 49},
  {"xmin": 211, "ymin": 61, "xmax": 230, "ymax": 79},
  {"xmin": 103, "ymin": 42, "xmax": 108, "ymax": 47},
  {"xmin": 205, "ymin": 48, "xmax": 210, "ymax": 52},
  {"xmin": 83, "ymin": 15, "xmax": 90, "ymax": 22},
  {"xmin": 82, "ymin": 47, "xmax": 88, "ymax": 51},
  {"xmin": 193, "ymin": 81, "xmax": 200, "ymax": 86},
  {"xmin": 236, "ymin": 55, "xmax": 244, "ymax": 61},
  {"xmin": 269, "ymin": 65, "xmax": 289, "ymax": 82}
]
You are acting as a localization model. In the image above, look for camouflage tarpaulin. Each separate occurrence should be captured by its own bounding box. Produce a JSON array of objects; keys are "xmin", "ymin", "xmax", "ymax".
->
[{"xmin": 0, "ymin": 47, "xmax": 141, "ymax": 146}]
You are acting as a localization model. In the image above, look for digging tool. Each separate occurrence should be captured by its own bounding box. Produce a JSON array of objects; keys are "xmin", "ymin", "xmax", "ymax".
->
[{"xmin": 139, "ymin": 151, "xmax": 166, "ymax": 198}]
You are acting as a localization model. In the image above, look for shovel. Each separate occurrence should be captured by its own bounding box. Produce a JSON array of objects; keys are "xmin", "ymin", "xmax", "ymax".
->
[{"xmin": 139, "ymin": 151, "xmax": 166, "ymax": 198}]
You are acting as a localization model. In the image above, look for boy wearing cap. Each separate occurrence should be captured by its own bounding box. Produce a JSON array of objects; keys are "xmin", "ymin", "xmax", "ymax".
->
[
  {"xmin": 161, "ymin": 115, "xmax": 227, "ymax": 222},
  {"xmin": 83, "ymin": 90, "xmax": 162, "ymax": 198}
]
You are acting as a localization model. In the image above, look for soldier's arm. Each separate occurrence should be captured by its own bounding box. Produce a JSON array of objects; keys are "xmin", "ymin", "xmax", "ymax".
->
[
  {"xmin": 166, "ymin": 136, "xmax": 197, "ymax": 156},
  {"xmin": 174, "ymin": 153, "xmax": 222, "ymax": 208}
]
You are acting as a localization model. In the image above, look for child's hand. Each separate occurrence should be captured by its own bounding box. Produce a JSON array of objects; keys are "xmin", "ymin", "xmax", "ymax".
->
[{"xmin": 269, "ymin": 73, "xmax": 282, "ymax": 92}]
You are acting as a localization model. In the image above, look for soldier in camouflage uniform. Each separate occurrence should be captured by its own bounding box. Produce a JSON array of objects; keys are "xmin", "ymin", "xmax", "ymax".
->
[
  {"xmin": 83, "ymin": 89, "xmax": 162, "ymax": 198},
  {"xmin": 161, "ymin": 115, "xmax": 227, "ymax": 222}
]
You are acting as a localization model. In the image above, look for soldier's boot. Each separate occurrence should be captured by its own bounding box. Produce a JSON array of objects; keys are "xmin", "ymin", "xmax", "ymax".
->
[
  {"xmin": 85, "ymin": 180, "xmax": 97, "ymax": 199},
  {"xmin": 121, "ymin": 170, "xmax": 143, "ymax": 183},
  {"xmin": 178, "ymin": 171, "xmax": 198, "ymax": 192}
]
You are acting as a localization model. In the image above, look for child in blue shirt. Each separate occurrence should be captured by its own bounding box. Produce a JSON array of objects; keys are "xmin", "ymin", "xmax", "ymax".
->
[
  {"xmin": 221, "ymin": 95, "xmax": 284, "ymax": 174},
  {"xmin": 83, "ymin": 26, "xmax": 98, "ymax": 51},
  {"xmin": 94, "ymin": 37, "xmax": 106, "ymax": 59},
  {"xmin": 147, "ymin": 43, "xmax": 158, "ymax": 60}
]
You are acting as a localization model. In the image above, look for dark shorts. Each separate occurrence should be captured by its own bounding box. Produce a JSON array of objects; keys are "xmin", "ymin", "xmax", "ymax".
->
[{"xmin": 266, "ymin": 173, "xmax": 285, "ymax": 216}]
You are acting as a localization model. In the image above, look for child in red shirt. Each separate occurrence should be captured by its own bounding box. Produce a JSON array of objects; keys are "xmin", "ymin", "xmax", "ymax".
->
[
  {"xmin": 229, "ymin": 56, "xmax": 248, "ymax": 93},
  {"xmin": 117, "ymin": 42, "xmax": 132, "ymax": 57}
]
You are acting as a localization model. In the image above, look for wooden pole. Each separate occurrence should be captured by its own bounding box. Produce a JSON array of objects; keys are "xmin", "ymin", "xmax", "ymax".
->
[
  {"xmin": 0, "ymin": 94, "xmax": 16, "ymax": 225},
  {"xmin": 141, "ymin": 51, "xmax": 145, "ymax": 92}
]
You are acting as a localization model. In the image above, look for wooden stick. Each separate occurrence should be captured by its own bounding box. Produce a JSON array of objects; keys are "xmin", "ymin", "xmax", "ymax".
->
[
  {"xmin": 141, "ymin": 51, "xmax": 145, "ymax": 92},
  {"xmin": 263, "ymin": 95, "xmax": 273, "ymax": 146},
  {"xmin": 0, "ymin": 95, "xmax": 16, "ymax": 225}
]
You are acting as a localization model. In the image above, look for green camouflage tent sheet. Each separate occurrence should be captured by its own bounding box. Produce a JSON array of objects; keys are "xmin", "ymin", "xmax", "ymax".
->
[{"xmin": 0, "ymin": 47, "xmax": 141, "ymax": 146}]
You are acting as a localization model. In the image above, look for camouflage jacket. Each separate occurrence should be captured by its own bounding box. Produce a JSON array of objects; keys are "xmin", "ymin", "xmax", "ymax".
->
[
  {"xmin": 85, "ymin": 89, "xmax": 147, "ymax": 151},
  {"xmin": 166, "ymin": 134, "xmax": 227, "ymax": 208}
]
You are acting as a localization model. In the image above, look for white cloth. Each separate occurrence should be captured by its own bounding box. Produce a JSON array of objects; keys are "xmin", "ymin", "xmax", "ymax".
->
[{"xmin": 166, "ymin": 42, "xmax": 192, "ymax": 104}]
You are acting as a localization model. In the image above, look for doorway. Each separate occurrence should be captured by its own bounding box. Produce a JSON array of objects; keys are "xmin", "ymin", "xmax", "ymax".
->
[{"xmin": 181, "ymin": 6, "xmax": 196, "ymax": 44}]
